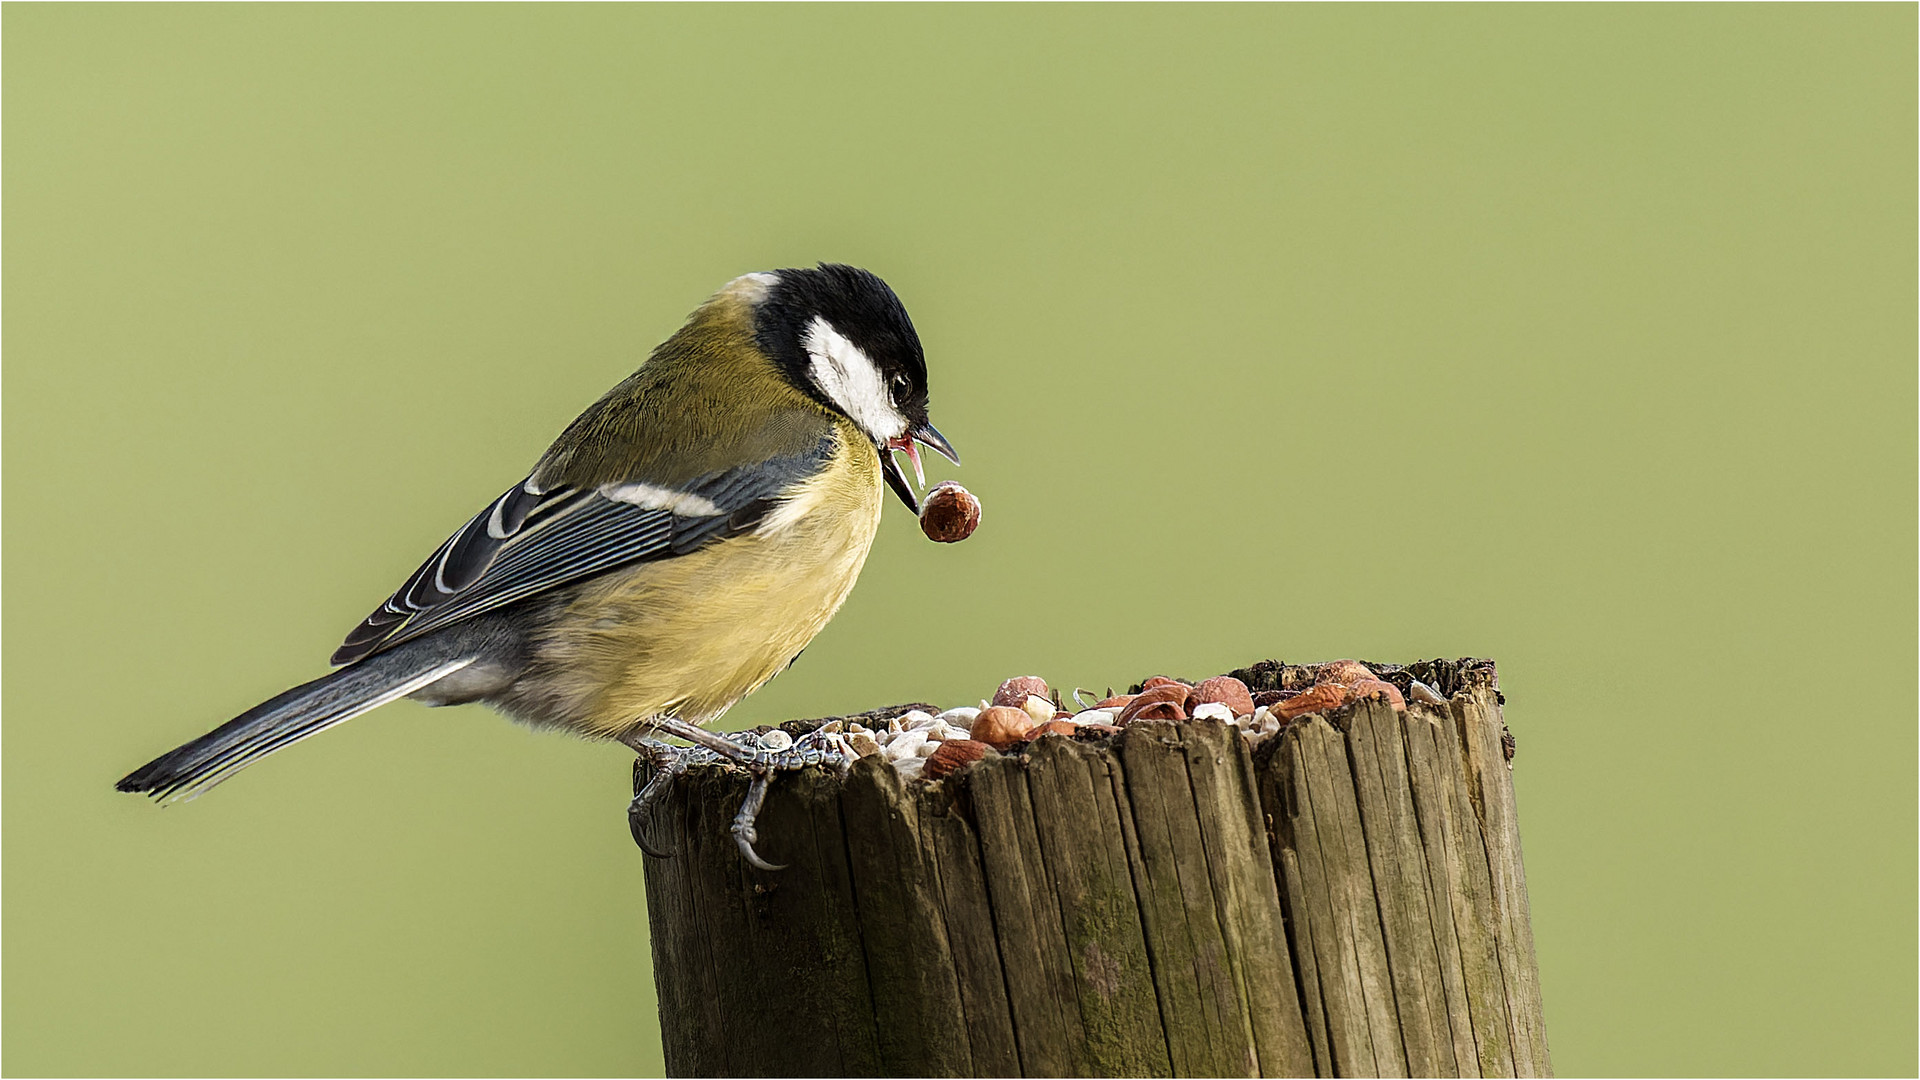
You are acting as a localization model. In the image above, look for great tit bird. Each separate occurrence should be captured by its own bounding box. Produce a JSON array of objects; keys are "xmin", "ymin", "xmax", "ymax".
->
[{"xmin": 118, "ymin": 265, "xmax": 958, "ymax": 850}]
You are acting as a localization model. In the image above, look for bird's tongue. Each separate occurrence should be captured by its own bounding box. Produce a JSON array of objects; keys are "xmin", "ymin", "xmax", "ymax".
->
[{"xmin": 887, "ymin": 435, "xmax": 925, "ymax": 489}]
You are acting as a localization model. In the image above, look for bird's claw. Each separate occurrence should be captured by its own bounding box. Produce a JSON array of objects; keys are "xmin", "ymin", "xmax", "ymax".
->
[
  {"xmin": 627, "ymin": 740, "xmax": 687, "ymax": 858},
  {"xmin": 730, "ymin": 770, "xmax": 785, "ymax": 871},
  {"xmin": 627, "ymin": 721, "xmax": 857, "ymax": 870},
  {"xmin": 629, "ymin": 799, "xmax": 676, "ymax": 858}
]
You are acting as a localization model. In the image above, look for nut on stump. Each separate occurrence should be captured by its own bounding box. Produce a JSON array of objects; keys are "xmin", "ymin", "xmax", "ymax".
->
[
  {"xmin": 992, "ymin": 676, "xmax": 1051, "ymax": 708},
  {"xmin": 923, "ymin": 738, "xmax": 991, "ymax": 780},
  {"xmin": 1193, "ymin": 676, "xmax": 1255, "ymax": 717},
  {"xmin": 971, "ymin": 706, "xmax": 1038, "ymax": 750}
]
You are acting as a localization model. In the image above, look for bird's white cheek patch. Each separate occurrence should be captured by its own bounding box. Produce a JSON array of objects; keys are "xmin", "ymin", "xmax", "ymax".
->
[
  {"xmin": 803, "ymin": 316, "xmax": 906, "ymax": 442},
  {"xmin": 600, "ymin": 482, "xmax": 723, "ymax": 518}
]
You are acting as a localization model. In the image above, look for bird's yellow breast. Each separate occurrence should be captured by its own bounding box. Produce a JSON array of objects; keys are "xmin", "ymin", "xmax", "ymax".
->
[{"xmin": 527, "ymin": 420, "xmax": 883, "ymax": 738}]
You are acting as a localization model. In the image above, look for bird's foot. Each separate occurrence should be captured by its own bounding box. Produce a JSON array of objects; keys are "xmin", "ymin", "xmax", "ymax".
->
[
  {"xmin": 625, "ymin": 738, "xmax": 687, "ymax": 858},
  {"xmin": 729, "ymin": 769, "xmax": 781, "ymax": 871},
  {"xmin": 625, "ymin": 719, "xmax": 858, "ymax": 870}
]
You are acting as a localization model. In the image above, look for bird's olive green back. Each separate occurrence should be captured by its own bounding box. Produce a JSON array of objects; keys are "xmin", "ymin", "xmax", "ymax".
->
[
  {"xmin": 6, "ymin": 6, "xmax": 1914, "ymax": 1078},
  {"xmin": 534, "ymin": 285, "xmax": 836, "ymax": 489}
]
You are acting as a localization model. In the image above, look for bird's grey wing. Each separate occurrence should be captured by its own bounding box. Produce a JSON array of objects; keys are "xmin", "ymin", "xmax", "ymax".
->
[{"xmin": 331, "ymin": 433, "xmax": 835, "ymax": 666}]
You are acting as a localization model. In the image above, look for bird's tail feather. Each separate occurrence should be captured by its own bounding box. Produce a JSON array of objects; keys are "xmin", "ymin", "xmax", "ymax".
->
[{"xmin": 117, "ymin": 652, "xmax": 474, "ymax": 801}]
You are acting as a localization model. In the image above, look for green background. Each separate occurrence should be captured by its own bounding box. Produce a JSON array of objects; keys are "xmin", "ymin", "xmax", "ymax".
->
[{"xmin": 5, "ymin": 5, "xmax": 1913, "ymax": 1076}]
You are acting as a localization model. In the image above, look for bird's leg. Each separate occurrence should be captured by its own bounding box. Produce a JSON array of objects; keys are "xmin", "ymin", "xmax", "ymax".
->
[
  {"xmin": 649, "ymin": 717, "xmax": 761, "ymax": 763},
  {"xmin": 621, "ymin": 734, "xmax": 686, "ymax": 858}
]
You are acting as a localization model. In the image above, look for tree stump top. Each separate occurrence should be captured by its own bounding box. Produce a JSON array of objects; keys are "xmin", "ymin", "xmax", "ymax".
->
[{"xmin": 638, "ymin": 657, "xmax": 1548, "ymax": 1078}]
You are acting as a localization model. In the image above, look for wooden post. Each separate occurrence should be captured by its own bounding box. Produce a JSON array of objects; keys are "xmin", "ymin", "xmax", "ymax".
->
[{"xmin": 637, "ymin": 658, "xmax": 1549, "ymax": 1078}]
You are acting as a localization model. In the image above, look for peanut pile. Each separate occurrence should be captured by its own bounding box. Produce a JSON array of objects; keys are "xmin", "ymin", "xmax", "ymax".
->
[{"xmin": 829, "ymin": 659, "xmax": 1419, "ymax": 783}]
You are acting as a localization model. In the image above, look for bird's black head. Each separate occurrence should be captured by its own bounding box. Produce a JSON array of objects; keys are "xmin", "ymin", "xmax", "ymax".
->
[{"xmin": 754, "ymin": 263, "xmax": 958, "ymax": 512}]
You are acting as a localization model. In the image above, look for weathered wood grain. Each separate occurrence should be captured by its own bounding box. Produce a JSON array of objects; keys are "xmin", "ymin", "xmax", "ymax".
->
[
  {"xmin": 1023, "ymin": 734, "xmax": 1171, "ymax": 1076},
  {"xmin": 1455, "ymin": 689, "xmax": 1551, "ymax": 1077},
  {"xmin": 1428, "ymin": 693, "xmax": 1519, "ymax": 1077},
  {"xmin": 1276, "ymin": 845, "xmax": 1333, "ymax": 1073},
  {"xmin": 1401, "ymin": 705, "xmax": 1498, "ymax": 1076},
  {"xmin": 1166, "ymin": 719, "xmax": 1316, "ymax": 1078},
  {"xmin": 1348, "ymin": 701, "xmax": 1452, "ymax": 1075},
  {"xmin": 1117, "ymin": 723, "xmax": 1241, "ymax": 1075},
  {"xmin": 640, "ymin": 657, "xmax": 1548, "ymax": 1078},
  {"xmin": 765, "ymin": 765, "xmax": 881, "ymax": 1073},
  {"xmin": 1298, "ymin": 714, "xmax": 1406, "ymax": 1075},
  {"xmin": 838, "ymin": 757, "xmax": 974, "ymax": 1076},
  {"xmin": 918, "ymin": 781, "xmax": 1022, "ymax": 1076},
  {"xmin": 969, "ymin": 752, "xmax": 1087, "ymax": 1074},
  {"xmin": 641, "ymin": 764, "xmax": 733, "ymax": 1076}
]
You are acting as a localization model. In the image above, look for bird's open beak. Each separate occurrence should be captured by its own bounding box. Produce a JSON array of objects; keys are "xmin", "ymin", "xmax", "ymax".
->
[{"xmin": 883, "ymin": 422, "xmax": 961, "ymax": 514}]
